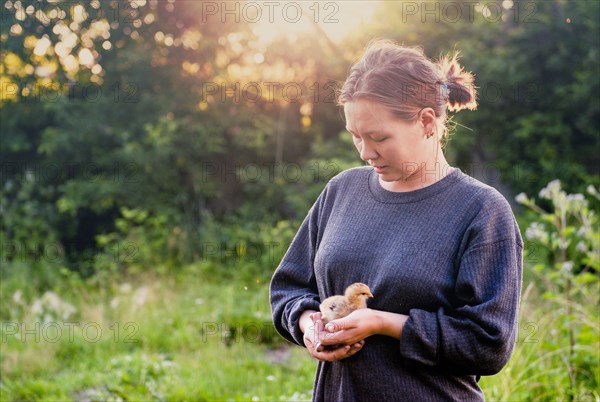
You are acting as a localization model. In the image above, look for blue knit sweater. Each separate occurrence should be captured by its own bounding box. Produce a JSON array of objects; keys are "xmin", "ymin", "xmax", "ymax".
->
[{"xmin": 270, "ymin": 166, "xmax": 523, "ymax": 401}]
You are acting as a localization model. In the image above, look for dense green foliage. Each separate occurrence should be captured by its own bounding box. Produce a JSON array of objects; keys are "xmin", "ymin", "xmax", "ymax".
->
[
  {"xmin": 2, "ymin": 0, "xmax": 598, "ymax": 272},
  {"xmin": 1, "ymin": 0, "xmax": 599, "ymax": 400}
]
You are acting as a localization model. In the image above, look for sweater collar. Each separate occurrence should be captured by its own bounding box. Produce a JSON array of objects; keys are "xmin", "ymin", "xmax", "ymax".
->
[{"xmin": 367, "ymin": 166, "xmax": 463, "ymax": 204}]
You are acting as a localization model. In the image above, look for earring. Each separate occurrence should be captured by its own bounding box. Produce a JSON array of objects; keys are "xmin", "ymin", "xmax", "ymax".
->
[{"xmin": 426, "ymin": 130, "xmax": 434, "ymax": 139}]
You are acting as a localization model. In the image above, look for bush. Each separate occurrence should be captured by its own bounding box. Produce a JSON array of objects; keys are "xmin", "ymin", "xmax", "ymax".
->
[{"xmin": 511, "ymin": 180, "xmax": 600, "ymax": 399}]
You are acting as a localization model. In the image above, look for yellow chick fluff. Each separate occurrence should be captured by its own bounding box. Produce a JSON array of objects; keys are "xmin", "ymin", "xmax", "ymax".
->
[{"xmin": 319, "ymin": 283, "xmax": 374, "ymax": 325}]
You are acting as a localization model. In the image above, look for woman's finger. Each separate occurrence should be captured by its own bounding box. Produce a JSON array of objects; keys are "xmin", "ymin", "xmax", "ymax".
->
[
  {"xmin": 346, "ymin": 341, "xmax": 365, "ymax": 356},
  {"xmin": 311, "ymin": 339, "xmax": 365, "ymax": 361},
  {"xmin": 311, "ymin": 344, "xmax": 351, "ymax": 362}
]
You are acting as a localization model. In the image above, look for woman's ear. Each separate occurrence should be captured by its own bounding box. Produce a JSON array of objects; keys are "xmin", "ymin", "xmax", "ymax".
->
[{"xmin": 418, "ymin": 108, "xmax": 437, "ymax": 137}]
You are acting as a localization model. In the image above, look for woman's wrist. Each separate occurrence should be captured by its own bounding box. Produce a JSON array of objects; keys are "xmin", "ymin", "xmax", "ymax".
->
[
  {"xmin": 371, "ymin": 309, "xmax": 409, "ymax": 340},
  {"xmin": 299, "ymin": 309, "xmax": 318, "ymax": 334}
]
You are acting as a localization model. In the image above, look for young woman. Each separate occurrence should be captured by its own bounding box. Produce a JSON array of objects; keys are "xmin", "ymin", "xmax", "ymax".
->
[{"xmin": 270, "ymin": 39, "xmax": 523, "ymax": 401}]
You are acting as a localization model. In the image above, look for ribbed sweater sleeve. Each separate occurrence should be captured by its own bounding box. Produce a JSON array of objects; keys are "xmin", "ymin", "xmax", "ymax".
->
[
  {"xmin": 269, "ymin": 187, "xmax": 326, "ymax": 346},
  {"xmin": 400, "ymin": 192, "xmax": 523, "ymax": 375},
  {"xmin": 400, "ymin": 240, "xmax": 522, "ymax": 374}
]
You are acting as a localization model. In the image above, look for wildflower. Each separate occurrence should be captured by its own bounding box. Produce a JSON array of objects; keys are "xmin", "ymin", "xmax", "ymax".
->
[
  {"xmin": 40, "ymin": 291, "xmax": 77, "ymax": 320},
  {"xmin": 110, "ymin": 297, "xmax": 120, "ymax": 309},
  {"xmin": 31, "ymin": 299, "xmax": 43, "ymax": 317},
  {"xmin": 554, "ymin": 191, "xmax": 568, "ymax": 212},
  {"xmin": 133, "ymin": 286, "xmax": 150, "ymax": 307},
  {"xmin": 566, "ymin": 193, "xmax": 588, "ymax": 211},
  {"xmin": 567, "ymin": 193, "xmax": 585, "ymax": 202},
  {"xmin": 515, "ymin": 192, "xmax": 528, "ymax": 205},
  {"xmin": 119, "ymin": 283, "xmax": 132, "ymax": 293},
  {"xmin": 576, "ymin": 241, "xmax": 588, "ymax": 253},
  {"xmin": 562, "ymin": 261, "xmax": 573, "ymax": 273},
  {"xmin": 539, "ymin": 179, "xmax": 561, "ymax": 200},
  {"xmin": 525, "ymin": 222, "xmax": 548, "ymax": 243},
  {"xmin": 42, "ymin": 291, "xmax": 62, "ymax": 311},
  {"xmin": 12, "ymin": 290, "xmax": 22, "ymax": 304}
]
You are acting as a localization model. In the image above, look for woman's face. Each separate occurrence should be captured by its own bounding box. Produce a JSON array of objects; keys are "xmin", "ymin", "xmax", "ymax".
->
[{"xmin": 343, "ymin": 98, "xmax": 436, "ymax": 186}]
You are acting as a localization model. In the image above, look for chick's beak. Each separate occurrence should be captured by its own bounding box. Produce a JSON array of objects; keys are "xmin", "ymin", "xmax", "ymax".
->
[{"xmin": 367, "ymin": 291, "xmax": 374, "ymax": 298}]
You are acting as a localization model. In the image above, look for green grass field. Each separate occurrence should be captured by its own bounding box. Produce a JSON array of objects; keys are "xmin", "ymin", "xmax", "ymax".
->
[{"xmin": 1, "ymin": 260, "xmax": 598, "ymax": 401}]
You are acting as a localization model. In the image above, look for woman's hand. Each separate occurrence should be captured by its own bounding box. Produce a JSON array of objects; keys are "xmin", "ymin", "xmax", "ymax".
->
[
  {"xmin": 318, "ymin": 308, "xmax": 409, "ymax": 348},
  {"xmin": 316, "ymin": 308, "xmax": 380, "ymax": 350},
  {"xmin": 300, "ymin": 311, "xmax": 365, "ymax": 362}
]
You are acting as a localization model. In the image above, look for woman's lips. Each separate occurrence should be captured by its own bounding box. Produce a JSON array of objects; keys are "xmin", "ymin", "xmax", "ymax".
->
[{"xmin": 373, "ymin": 166, "xmax": 387, "ymax": 173}]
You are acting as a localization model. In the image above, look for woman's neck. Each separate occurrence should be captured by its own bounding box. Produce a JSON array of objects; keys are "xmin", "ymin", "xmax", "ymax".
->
[{"xmin": 379, "ymin": 157, "xmax": 454, "ymax": 193}]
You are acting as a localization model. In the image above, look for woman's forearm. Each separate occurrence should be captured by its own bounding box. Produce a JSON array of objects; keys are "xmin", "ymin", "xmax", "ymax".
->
[
  {"xmin": 300, "ymin": 307, "xmax": 407, "ymax": 341},
  {"xmin": 372, "ymin": 309, "xmax": 409, "ymax": 340}
]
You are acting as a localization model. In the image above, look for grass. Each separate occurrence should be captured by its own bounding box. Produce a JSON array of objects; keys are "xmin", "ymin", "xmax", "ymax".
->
[
  {"xmin": 1, "ymin": 260, "xmax": 598, "ymax": 401},
  {"xmin": 1, "ymin": 263, "xmax": 316, "ymax": 401},
  {"xmin": 479, "ymin": 279, "xmax": 600, "ymax": 401}
]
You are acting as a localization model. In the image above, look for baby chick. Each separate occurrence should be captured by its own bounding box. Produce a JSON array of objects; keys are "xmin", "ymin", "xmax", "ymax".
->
[{"xmin": 319, "ymin": 283, "xmax": 374, "ymax": 325}]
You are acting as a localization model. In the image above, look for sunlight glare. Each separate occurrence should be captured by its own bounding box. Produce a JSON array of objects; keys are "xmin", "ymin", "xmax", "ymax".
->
[
  {"xmin": 252, "ymin": 1, "xmax": 380, "ymax": 45},
  {"xmin": 78, "ymin": 48, "xmax": 94, "ymax": 66},
  {"xmin": 33, "ymin": 36, "xmax": 51, "ymax": 56}
]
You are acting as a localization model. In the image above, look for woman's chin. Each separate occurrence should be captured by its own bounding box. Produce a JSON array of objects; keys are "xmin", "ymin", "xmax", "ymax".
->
[{"xmin": 376, "ymin": 170, "xmax": 399, "ymax": 181}]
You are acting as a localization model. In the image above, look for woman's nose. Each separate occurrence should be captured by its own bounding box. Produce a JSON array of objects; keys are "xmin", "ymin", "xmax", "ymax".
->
[{"xmin": 358, "ymin": 142, "xmax": 378, "ymax": 161}]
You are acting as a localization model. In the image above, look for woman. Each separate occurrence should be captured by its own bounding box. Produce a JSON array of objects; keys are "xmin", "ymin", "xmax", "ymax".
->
[{"xmin": 270, "ymin": 39, "xmax": 523, "ymax": 401}]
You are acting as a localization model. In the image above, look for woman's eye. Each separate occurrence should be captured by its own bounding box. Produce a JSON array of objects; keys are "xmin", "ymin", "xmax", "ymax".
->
[{"xmin": 373, "ymin": 137, "xmax": 386, "ymax": 143}]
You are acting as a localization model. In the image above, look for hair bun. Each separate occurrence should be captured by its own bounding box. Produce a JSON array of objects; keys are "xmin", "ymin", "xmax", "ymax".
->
[{"xmin": 439, "ymin": 52, "xmax": 477, "ymax": 112}]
